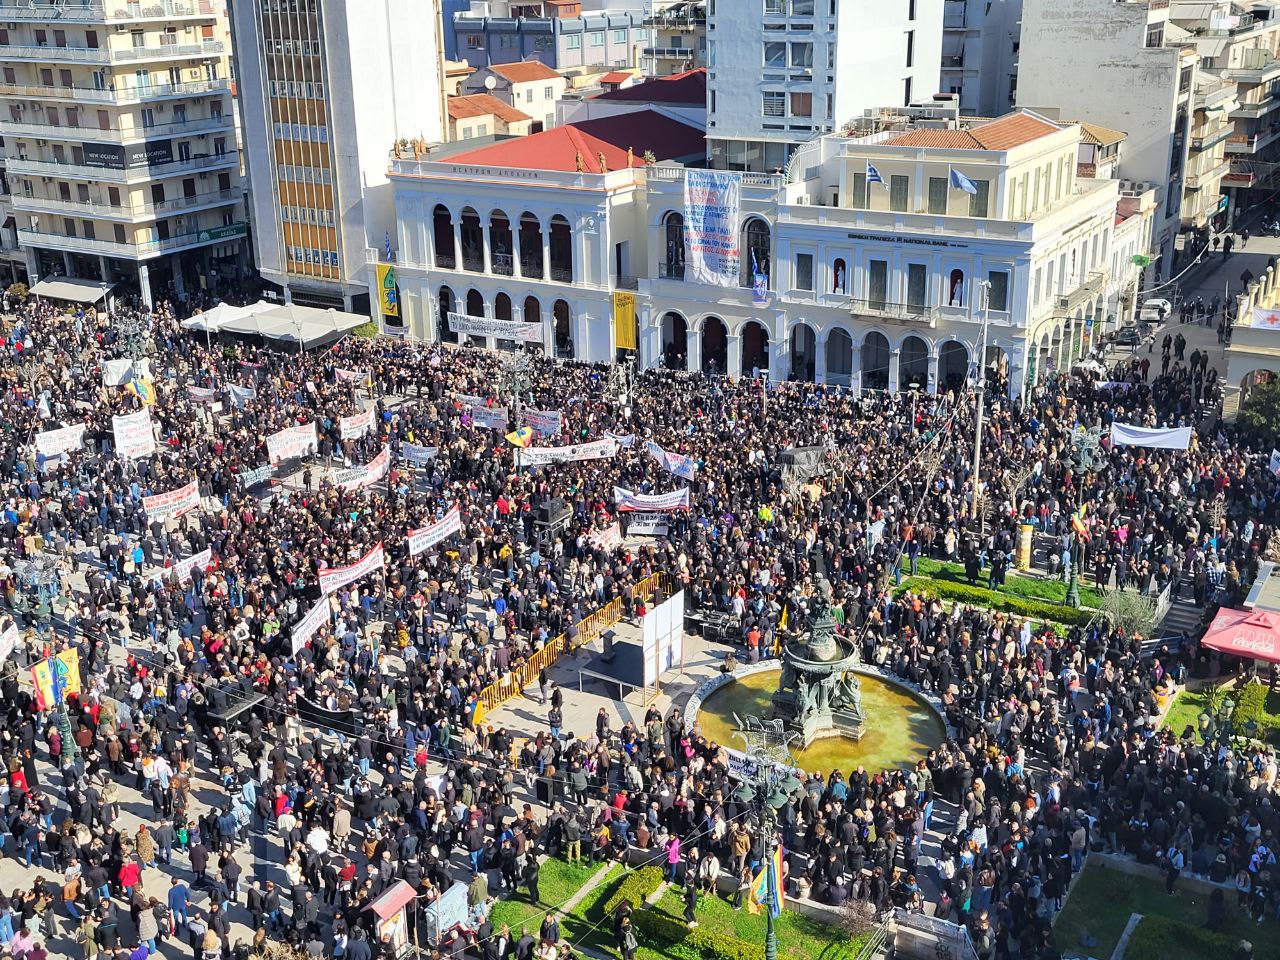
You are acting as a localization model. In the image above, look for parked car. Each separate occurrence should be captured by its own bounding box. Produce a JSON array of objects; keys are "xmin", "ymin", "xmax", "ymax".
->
[{"xmin": 1112, "ymin": 326, "xmax": 1143, "ymax": 346}]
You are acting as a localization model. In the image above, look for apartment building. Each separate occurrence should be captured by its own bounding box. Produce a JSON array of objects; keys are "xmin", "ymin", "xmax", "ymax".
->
[
  {"xmin": 940, "ymin": 0, "xmax": 1022, "ymax": 117},
  {"xmin": 705, "ymin": 0, "xmax": 943, "ymax": 173},
  {"xmin": 643, "ymin": 0, "xmax": 704, "ymax": 76},
  {"xmin": 231, "ymin": 0, "xmax": 445, "ymax": 310},
  {"xmin": 454, "ymin": 8, "xmax": 650, "ymax": 72},
  {"xmin": 462, "ymin": 60, "xmax": 566, "ymax": 131},
  {"xmin": 1018, "ymin": 0, "xmax": 1233, "ymax": 271},
  {"xmin": 0, "ymin": 0, "xmax": 244, "ymax": 307}
]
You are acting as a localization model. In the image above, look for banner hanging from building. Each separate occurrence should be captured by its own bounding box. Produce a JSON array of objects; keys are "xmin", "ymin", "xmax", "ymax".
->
[
  {"xmin": 266, "ymin": 422, "xmax": 319, "ymax": 463},
  {"xmin": 376, "ymin": 263, "xmax": 399, "ymax": 318},
  {"xmin": 613, "ymin": 486, "xmax": 691, "ymax": 512},
  {"xmin": 447, "ymin": 311, "xmax": 542, "ymax": 342},
  {"xmin": 143, "ymin": 479, "xmax": 201, "ymax": 522},
  {"xmin": 407, "ymin": 505, "xmax": 463, "ymax": 556},
  {"xmin": 319, "ymin": 543, "xmax": 385, "ymax": 595},
  {"xmin": 519, "ymin": 438, "xmax": 619, "ymax": 466},
  {"xmin": 332, "ymin": 447, "xmax": 390, "ymax": 491},
  {"xmin": 613, "ymin": 291, "xmax": 637, "ymax": 350},
  {"xmin": 1252, "ymin": 306, "xmax": 1280, "ymax": 330},
  {"xmin": 34, "ymin": 423, "xmax": 87, "ymax": 458},
  {"xmin": 683, "ymin": 169, "xmax": 741, "ymax": 287},
  {"xmin": 113, "ymin": 409, "xmax": 156, "ymax": 459}
]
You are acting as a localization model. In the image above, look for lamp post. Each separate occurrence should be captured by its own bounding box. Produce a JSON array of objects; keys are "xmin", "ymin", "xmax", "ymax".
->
[{"xmin": 1065, "ymin": 426, "xmax": 1102, "ymax": 609}]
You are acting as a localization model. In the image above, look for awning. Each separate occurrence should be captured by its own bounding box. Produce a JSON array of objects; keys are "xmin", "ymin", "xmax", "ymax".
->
[
  {"xmin": 367, "ymin": 880, "xmax": 417, "ymax": 920},
  {"xmin": 1200, "ymin": 608, "xmax": 1280, "ymax": 663},
  {"xmin": 29, "ymin": 277, "xmax": 114, "ymax": 304},
  {"xmin": 219, "ymin": 303, "xmax": 368, "ymax": 349},
  {"xmin": 181, "ymin": 299, "xmax": 274, "ymax": 334}
]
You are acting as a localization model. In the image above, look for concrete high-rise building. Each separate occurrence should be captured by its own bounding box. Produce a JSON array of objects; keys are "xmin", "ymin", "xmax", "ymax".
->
[
  {"xmin": 0, "ymin": 0, "xmax": 245, "ymax": 307},
  {"xmin": 940, "ymin": 0, "xmax": 1022, "ymax": 117},
  {"xmin": 705, "ymin": 0, "xmax": 943, "ymax": 172},
  {"xmin": 231, "ymin": 0, "xmax": 446, "ymax": 309}
]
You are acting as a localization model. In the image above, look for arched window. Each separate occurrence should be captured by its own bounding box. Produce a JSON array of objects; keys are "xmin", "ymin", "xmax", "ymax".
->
[
  {"xmin": 663, "ymin": 212, "xmax": 685, "ymax": 279},
  {"xmin": 519, "ymin": 213, "xmax": 543, "ymax": 279},
  {"xmin": 459, "ymin": 208, "xmax": 483, "ymax": 271},
  {"xmin": 948, "ymin": 268, "xmax": 965, "ymax": 306},
  {"xmin": 437, "ymin": 285, "xmax": 457, "ymax": 343},
  {"xmin": 832, "ymin": 257, "xmax": 847, "ymax": 294},
  {"xmin": 432, "ymin": 205, "xmax": 455, "ymax": 268},
  {"xmin": 741, "ymin": 218, "xmax": 771, "ymax": 288}
]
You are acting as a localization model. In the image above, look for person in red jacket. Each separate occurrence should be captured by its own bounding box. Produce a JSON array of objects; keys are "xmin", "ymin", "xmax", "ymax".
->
[{"xmin": 118, "ymin": 858, "xmax": 141, "ymax": 897}]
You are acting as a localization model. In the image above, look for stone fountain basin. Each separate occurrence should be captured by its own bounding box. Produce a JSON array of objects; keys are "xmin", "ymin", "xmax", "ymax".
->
[{"xmin": 783, "ymin": 645, "xmax": 862, "ymax": 676}]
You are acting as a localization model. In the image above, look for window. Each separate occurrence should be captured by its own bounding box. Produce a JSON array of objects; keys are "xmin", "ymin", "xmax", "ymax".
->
[
  {"xmin": 465, "ymin": 34, "xmax": 483, "ymax": 49},
  {"xmin": 905, "ymin": 30, "xmax": 914, "ymax": 68},
  {"xmin": 790, "ymin": 92, "xmax": 812, "ymax": 117},
  {"xmin": 850, "ymin": 171, "xmax": 867, "ymax": 209},
  {"xmin": 612, "ymin": 29, "xmax": 626, "ymax": 42},
  {"xmin": 764, "ymin": 41, "xmax": 786, "ymax": 66},
  {"xmin": 987, "ymin": 270, "xmax": 1009, "ymax": 311},
  {"xmin": 903, "ymin": 76, "xmax": 912, "ymax": 106},
  {"xmin": 544, "ymin": 85, "xmax": 554, "ymax": 99},
  {"xmin": 762, "ymin": 92, "xmax": 785, "ymax": 117},
  {"xmin": 791, "ymin": 0, "xmax": 814, "ymax": 14},
  {"xmin": 1145, "ymin": 22, "xmax": 1163, "ymax": 48},
  {"xmin": 927, "ymin": 176, "xmax": 947, "ymax": 214},
  {"xmin": 789, "ymin": 42, "xmax": 812, "ymax": 68},
  {"xmin": 889, "ymin": 174, "xmax": 909, "ymax": 212},
  {"xmin": 795, "ymin": 252, "xmax": 814, "ymax": 290},
  {"xmin": 868, "ymin": 259, "xmax": 888, "ymax": 308},
  {"xmin": 566, "ymin": 34, "xmax": 581, "ymax": 49},
  {"xmin": 765, "ymin": 0, "xmax": 785, "ymax": 12},
  {"xmin": 907, "ymin": 263, "xmax": 927, "ymax": 309},
  {"xmin": 1033, "ymin": 268, "xmax": 1042, "ymax": 307},
  {"xmin": 967, "ymin": 179, "xmax": 989, "ymax": 217},
  {"xmin": 589, "ymin": 32, "xmax": 604, "ymax": 46}
]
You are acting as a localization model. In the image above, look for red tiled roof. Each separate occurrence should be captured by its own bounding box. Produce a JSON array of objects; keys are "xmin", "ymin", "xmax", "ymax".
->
[
  {"xmin": 593, "ymin": 66, "xmax": 706, "ymax": 105},
  {"xmin": 489, "ymin": 60, "xmax": 561, "ymax": 83},
  {"xmin": 882, "ymin": 112, "xmax": 1061, "ymax": 150},
  {"xmin": 448, "ymin": 94, "xmax": 531, "ymax": 124},
  {"xmin": 447, "ymin": 110, "xmax": 704, "ymax": 173},
  {"xmin": 600, "ymin": 71, "xmax": 632, "ymax": 84}
]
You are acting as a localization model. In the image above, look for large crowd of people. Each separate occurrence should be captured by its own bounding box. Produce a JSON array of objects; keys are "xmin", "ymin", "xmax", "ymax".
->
[{"xmin": 0, "ymin": 293, "xmax": 1274, "ymax": 960}]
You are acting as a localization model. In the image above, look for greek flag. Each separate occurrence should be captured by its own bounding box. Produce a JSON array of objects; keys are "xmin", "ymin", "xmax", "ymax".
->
[
  {"xmin": 384, "ymin": 230, "xmax": 394, "ymax": 262},
  {"xmin": 866, "ymin": 162, "xmax": 887, "ymax": 188},
  {"xmin": 949, "ymin": 166, "xmax": 978, "ymax": 195}
]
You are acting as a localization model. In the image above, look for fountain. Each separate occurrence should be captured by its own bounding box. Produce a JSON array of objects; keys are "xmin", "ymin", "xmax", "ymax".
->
[{"xmin": 770, "ymin": 575, "xmax": 866, "ymax": 746}]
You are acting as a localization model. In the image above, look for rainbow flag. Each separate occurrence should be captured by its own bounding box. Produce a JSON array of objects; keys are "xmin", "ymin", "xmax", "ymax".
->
[
  {"xmin": 748, "ymin": 844, "xmax": 784, "ymax": 917},
  {"xmin": 31, "ymin": 649, "xmax": 83, "ymax": 711},
  {"xmin": 128, "ymin": 374, "xmax": 156, "ymax": 407},
  {"xmin": 505, "ymin": 426, "xmax": 534, "ymax": 448}
]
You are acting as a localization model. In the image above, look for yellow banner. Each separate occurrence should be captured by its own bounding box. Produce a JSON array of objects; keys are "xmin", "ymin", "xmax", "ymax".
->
[
  {"xmin": 376, "ymin": 263, "xmax": 399, "ymax": 318},
  {"xmin": 613, "ymin": 291, "xmax": 636, "ymax": 351},
  {"xmin": 30, "ymin": 648, "xmax": 82, "ymax": 711}
]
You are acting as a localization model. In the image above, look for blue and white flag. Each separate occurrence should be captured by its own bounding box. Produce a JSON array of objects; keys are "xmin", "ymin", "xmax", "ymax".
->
[
  {"xmin": 384, "ymin": 230, "xmax": 394, "ymax": 262},
  {"xmin": 645, "ymin": 440, "xmax": 698, "ymax": 481},
  {"xmin": 604, "ymin": 431, "xmax": 635, "ymax": 448},
  {"xmin": 227, "ymin": 384, "xmax": 257, "ymax": 408},
  {"xmin": 949, "ymin": 166, "xmax": 978, "ymax": 195},
  {"xmin": 866, "ymin": 162, "xmax": 887, "ymax": 188}
]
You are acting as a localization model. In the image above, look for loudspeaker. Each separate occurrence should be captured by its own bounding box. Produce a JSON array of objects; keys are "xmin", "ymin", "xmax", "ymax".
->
[{"xmin": 537, "ymin": 498, "xmax": 569, "ymax": 524}]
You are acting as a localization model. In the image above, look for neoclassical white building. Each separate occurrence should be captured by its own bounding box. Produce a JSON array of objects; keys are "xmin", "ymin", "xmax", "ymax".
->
[{"xmin": 377, "ymin": 105, "xmax": 1157, "ymax": 400}]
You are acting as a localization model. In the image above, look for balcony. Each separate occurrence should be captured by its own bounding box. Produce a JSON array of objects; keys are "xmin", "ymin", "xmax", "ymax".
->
[
  {"xmin": 1194, "ymin": 79, "xmax": 1238, "ymax": 111},
  {"xmin": 11, "ymin": 186, "xmax": 239, "ymax": 220},
  {"xmin": 1225, "ymin": 126, "xmax": 1280, "ymax": 154},
  {"xmin": 6, "ymin": 149, "xmax": 238, "ymax": 182},
  {"xmin": 1184, "ymin": 157, "xmax": 1232, "ymax": 190},
  {"xmin": 549, "ymin": 266, "xmax": 573, "ymax": 282},
  {"xmin": 658, "ymin": 262, "xmax": 685, "ymax": 280},
  {"xmin": 1056, "ymin": 271, "xmax": 1106, "ymax": 314},
  {"xmin": 848, "ymin": 297, "xmax": 937, "ymax": 326},
  {"xmin": 111, "ymin": 39, "xmax": 225, "ymax": 62},
  {"xmin": 1190, "ymin": 127, "xmax": 1233, "ymax": 152},
  {"xmin": 615, "ymin": 275, "xmax": 639, "ymax": 291},
  {"xmin": 0, "ymin": 1, "xmax": 218, "ymax": 21},
  {"xmin": 941, "ymin": 54, "xmax": 965, "ymax": 69},
  {"xmin": 433, "ymin": 253, "xmax": 455, "ymax": 269},
  {"xmin": 2, "ymin": 44, "xmax": 110, "ymax": 64},
  {"xmin": 1229, "ymin": 49, "xmax": 1280, "ymax": 85},
  {"xmin": 1231, "ymin": 94, "xmax": 1280, "ymax": 119},
  {"xmin": 644, "ymin": 46, "xmax": 695, "ymax": 59},
  {"xmin": 0, "ymin": 77, "xmax": 230, "ymax": 103},
  {"xmin": 17, "ymin": 219, "xmax": 245, "ymax": 258},
  {"xmin": 0, "ymin": 113, "xmax": 233, "ymax": 142}
]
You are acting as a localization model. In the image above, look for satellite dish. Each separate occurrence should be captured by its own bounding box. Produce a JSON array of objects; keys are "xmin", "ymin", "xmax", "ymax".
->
[{"xmin": 484, "ymin": 75, "xmax": 497, "ymax": 90}]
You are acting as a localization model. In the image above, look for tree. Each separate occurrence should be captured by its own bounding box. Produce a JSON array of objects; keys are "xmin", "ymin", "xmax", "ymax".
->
[
  {"xmin": 1100, "ymin": 587, "xmax": 1159, "ymax": 638},
  {"xmin": 1237, "ymin": 376, "xmax": 1280, "ymax": 444}
]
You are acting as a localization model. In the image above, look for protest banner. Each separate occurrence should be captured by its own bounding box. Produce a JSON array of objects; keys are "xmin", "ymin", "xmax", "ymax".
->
[
  {"xmin": 407, "ymin": 506, "xmax": 463, "ymax": 556},
  {"xmin": 333, "ymin": 447, "xmax": 390, "ymax": 491},
  {"xmin": 613, "ymin": 486, "xmax": 691, "ymax": 512},
  {"xmin": 266, "ymin": 422, "xmax": 318, "ymax": 463},
  {"xmin": 319, "ymin": 543, "xmax": 385, "ymax": 595},
  {"xmin": 34, "ymin": 423, "xmax": 87, "ymax": 458},
  {"xmin": 150, "ymin": 547, "xmax": 213, "ymax": 585},
  {"xmin": 524, "ymin": 409, "xmax": 563, "ymax": 437},
  {"xmin": 400, "ymin": 443, "xmax": 438, "ymax": 466},
  {"xmin": 291, "ymin": 596, "xmax": 331, "ymax": 655},
  {"xmin": 339, "ymin": 407, "xmax": 375, "ymax": 440},
  {"xmin": 112, "ymin": 409, "xmax": 156, "ymax": 459},
  {"xmin": 142, "ymin": 479, "xmax": 201, "ymax": 521}
]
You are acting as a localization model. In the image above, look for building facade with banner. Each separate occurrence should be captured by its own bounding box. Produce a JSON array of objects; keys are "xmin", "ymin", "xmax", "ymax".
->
[{"xmin": 375, "ymin": 101, "xmax": 1156, "ymax": 399}]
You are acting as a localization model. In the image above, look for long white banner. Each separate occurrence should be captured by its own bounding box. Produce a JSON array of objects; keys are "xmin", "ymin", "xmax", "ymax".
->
[
  {"xmin": 339, "ymin": 407, "xmax": 375, "ymax": 440},
  {"xmin": 613, "ymin": 486, "xmax": 691, "ymax": 512},
  {"xmin": 333, "ymin": 447, "xmax": 390, "ymax": 491},
  {"xmin": 400, "ymin": 442, "xmax": 438, "ymax": 466},
  {"xmin": 150, "ymin": 547, "xmax": 213, "ymax": 585},
  {"xmin": 520, "ymin": 438, "xmax": 619, "ymax": 466},
  {"xmin": 113, "ymin": 409, "xmax": 156, "ymax": 459},
  {"xmin": 266, "ymin": 422, "xmax": 318, "ymax": 463},
  {"xmin": 627, "ymin": 512, "xmax": 670, "ymax": 536},
  {"xmin": 447, "ymin": 311, "xmax": 542, "ymax": 342},
  {"xmin": 1109, "ymin": 423, "xmax": 1192, "ymax": 450},
  {"xmin": 291, "ymin": 596, "xmax": 331, "ymax": 655},
  {"xmin": 0, "ymin": 618, "xmax": 17, "ymax": 661},
  {"xmin": 239, "ymin": 463, "xmax": 273, "ymax": 488},
  {"xmin": 684, "ymin": 170, "xmax": 741, "ymax": 287},
  {"xmin": 407, "ymin": 506, "xmax": 463, "ymax": 556},
  {"xmin": 35, "ymin": 423, "xmax": 86, "ymax": 458},
  {"xmin": 143, "ymin": 479, "xmax": 200, "ymax": 521},
  {"xmin": 319, "ymin": 543, "xmax": 385, "ymax": 595}
]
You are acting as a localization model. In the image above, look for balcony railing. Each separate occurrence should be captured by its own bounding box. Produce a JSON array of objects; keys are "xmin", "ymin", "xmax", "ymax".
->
[
  {"xmin": 112, "ymin": 39, "xmax": 225, "ymax": 61},
  {"xmin": 461, "ymin": 255, "xmax": 484, "ymax": 271},
  {"xmin": 615, "ymin": 275, "xmax": 639, "ymax": 291},
  {"xmin": 549, "ymin": 266, "xmax": 573, "ymax": 282},
  {"xmin": 6, "ymin": 149, "xmax": 237, "ymax": 182},
  {"xmin": 11, "ymin": 186, "xmax": 238, "ymax": 219},
  {"xmin": 848, "ymin": 297, "xmax": 937, "ymax": 325},
  {"xmin": 433, "ymin": 253, "xmax": 455, "ymax": 269},
  {"xmin": 519, "ymin": 259, "xmax": 542, "ymax": 279},
  {"xmin": 0, "ymin": 113, "xmax": 232, "ymax": 142},
  {"xmin": 658, "ymin": 261, "xmax": 685, "ymax": 280},
  {"xmin": 644, "ymin": 46, "xmax": 695, "ymax": 59},
  {"xmin": 941, "ymin": 55, "xmax": 964, "ymax": 68},
  {"xmin": 0, "ymin": 1, "xmax": 217, "ymax": 20},
  {"xmin": 1184, "ymin": 158, "xmax": 1232, "ymax": 190},
  {"xmin": 2, "ymin": 44, "xmax": 110, "ymax": 63},
  {"xmin": 0, "ymin": 76, "xmax": 229, "ymax": 102},
  {"xmin": 491, "ymin": 252, "xmax": 514, "ymax": 276},
  {"xmin": 18, "ymin": 220, "xmax": 244, "ymax": 258}
]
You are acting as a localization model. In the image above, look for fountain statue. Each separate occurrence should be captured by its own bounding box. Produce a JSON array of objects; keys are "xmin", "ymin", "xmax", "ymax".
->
[{"xmin": 770, "ymin": 570, "xmax": 866, "ymax": 746}]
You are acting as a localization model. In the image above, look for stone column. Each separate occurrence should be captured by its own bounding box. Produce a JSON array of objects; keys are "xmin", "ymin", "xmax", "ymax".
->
[
  {"xmin": 686, "ymin": 326, "xmax": 701, "ymax": 373},
  {"xmin": 888, "ymin": 349, "xmax": 901, "ymax": 392},
  {"xmin": 138, "ymin": 262, "xmax": 153, "ymax": 310},
  {"xmin": 726, "ymin": 333, "xmax": 742, "ymax": 380}
]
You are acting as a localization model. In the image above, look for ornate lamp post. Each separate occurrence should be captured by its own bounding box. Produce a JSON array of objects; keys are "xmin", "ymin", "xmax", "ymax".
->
[{"xmin": 1065, "ymin": 426, "xmax": 1103, "ymax": 609}]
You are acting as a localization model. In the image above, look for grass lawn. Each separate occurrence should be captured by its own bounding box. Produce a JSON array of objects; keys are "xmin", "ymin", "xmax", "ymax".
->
[
  {"xmin": 488, "ymin": 858, "xmax": 606, "ymax": 936},
  {"xmin": 1052, "ymin": 862, "xmax": 1280, "ymax": 960},
  {"xmin": 914, "ymin": 557, "xmax": 1104, "ymax": 609},
  {"xmin": 561, "ymin": 863, "xmax": 625, "ymax": 950},
  {"xmin": 1160, "ymin": 688, "xmax": 1212, "ymax": 742}
]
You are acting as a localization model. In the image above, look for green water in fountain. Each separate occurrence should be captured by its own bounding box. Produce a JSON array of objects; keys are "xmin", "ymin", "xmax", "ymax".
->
[{"xmin": 696, "ymin": 669, "xmax": 946, "ymax": 775}]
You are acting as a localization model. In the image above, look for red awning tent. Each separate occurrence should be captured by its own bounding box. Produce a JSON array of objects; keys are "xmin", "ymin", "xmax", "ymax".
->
[
  {"xmin": 367, "ymin": 879, "xmax": 417, "ymax": 920},
  {"xmin": 1200, "ymin": 608, "xmax": 1280, "ymax": 663}
]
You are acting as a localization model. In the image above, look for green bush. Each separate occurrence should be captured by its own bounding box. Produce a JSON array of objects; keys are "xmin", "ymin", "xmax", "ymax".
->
[
  {"xmin": 602, "ymin": 866, "xmax": 665, "ymax": 918},
  {"xmin": 1230, "ymin": 681, "xmax": 1280, "ymax": 738},
  {"xmin": 898, "ymin": 577, "xmax": 1093, "ymax": 627},
  {"xmin": 6, "ymin": 282, "xmax": 28, "ymax": 302},
  {"xmin": 1121, "ymin": 914, "xmax": 1237, "ymax": 960},
  {"xmin": 353, "ymin": 320, "xmax": 380, "ymax": 339},
  {"xmin": 633, "ymin": 909, "xmax": 765, "ymax": 960}
]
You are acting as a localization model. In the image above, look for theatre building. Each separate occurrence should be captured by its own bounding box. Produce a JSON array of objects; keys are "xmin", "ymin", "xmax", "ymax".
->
[{"xmin": 379, "ymin": 103, "xmax": 1156, "ymax": 400}]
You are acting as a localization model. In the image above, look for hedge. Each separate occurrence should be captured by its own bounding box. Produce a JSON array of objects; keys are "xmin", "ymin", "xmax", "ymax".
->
[
  {"xmin": 897, "ymin": 577, "xmax": 1094, "ymax": 627},
  {"xmin": 1121, "ymin": 914, "xmax": 1237, "ymax": 960},
  {"xmin": 633, "ymin": 907, "xmax": 765, "ymax": 960},
  {"xmin": 1230, "ymin": 680, "xmax": 1280, "ymax": 739},
  {"xmin": 602, "ymin": 866, "xmax": 664, "ymax": 918}
]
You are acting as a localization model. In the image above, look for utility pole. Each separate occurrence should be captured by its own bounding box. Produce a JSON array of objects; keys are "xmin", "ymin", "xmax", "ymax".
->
[
  {"xmin": 732, "ymin": 716, "xmax": 802, "ymax": 960},
  {"xmin": 501, "ymin": 352, "xmax": 533, "ymax": 472},
  {"xmin": 968, "ymin": 279, "xmax": 991, "ymax": 526}
]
